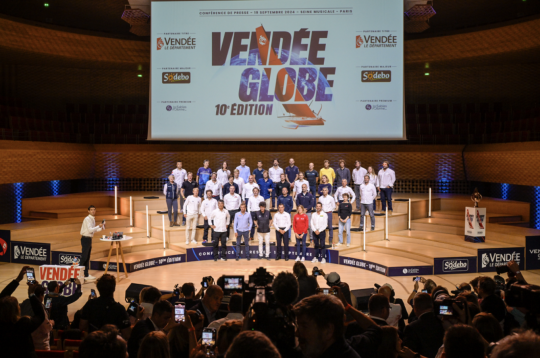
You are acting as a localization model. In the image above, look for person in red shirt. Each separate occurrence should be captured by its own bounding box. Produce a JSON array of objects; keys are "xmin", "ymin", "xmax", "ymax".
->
[{"xmin": 294, "ymin": 205, "xmax": 309, "ymax": 262}]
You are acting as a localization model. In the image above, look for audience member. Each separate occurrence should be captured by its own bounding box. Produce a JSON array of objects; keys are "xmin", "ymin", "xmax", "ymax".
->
[
  {"xmin": 208, "ymin": 293, "xmax": 243, "ymax": 331},
  {"xmin": 378, "ymin": 326, "xmax": 426, "ymax": 358},
  {"xmin": 128, "ymin": 300, "xmax": 174, "ymax": 358},
  {"xmin": 226, "ymin": 330, "xmax": 282, "ymax": 358},
  {"xmin": 46, "ymin": 278, "xmax": 83, "ymax": 329},
  {"xmin": 19, "ymin": 284, "xmax": 46, "ymax": 317},
  {"xmin": 368, "ymin": 294, "xmax": 391, "ymax": 326},
  {"xmin": 79, "ymin": 330, "xmax": 127, "ymax": 358},
  {"xmin": 472, "ymin": 312, "xmax": 504, "ymax": 344},
  {"xmin": 441, "ymin": 324, "xmax": 485, "ymax": 358},
  {"xmin": 79, "ymin": 274, "xmax": 132, "ymax": 336},
  {"xmin": 403, "ymin": 293, "xmax": 445, "ymax": 358},
  {"xmin": 292, "ymin": 261, "xmax": 319, "ymax": 303},
  {"xmin": 478, "ymin": 276, "xmax": 506, "ymax": 322},
  {"xmin": 139, "ymin": 286, "xmax": 163, "ymax": 320},
  {"xmin": 491, "ymin": 330, "xmax": 540, "ymax": 358},
  {"xmin": 137, "ymin": 331, "xmax": 170, "ymax": 358},
  {"xmin": 189, "ymin": 284, "xmax": 224, "ymax": 327},
  {"xmin": 379, "ymin": 285, "xmax": 402, "ymax": 327},
  {"xmin": 216, "ymin": 319, "xmax": 243, "ymax": 356}
]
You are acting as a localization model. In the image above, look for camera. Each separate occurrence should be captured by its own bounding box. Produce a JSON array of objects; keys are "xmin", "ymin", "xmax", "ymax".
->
[
  {"xmin": 319, "ymin": 287, "xmax": 337, "ymax": 295},
  {"xmin": 412, "ymin": 276, "xmax": 422, "ymax": 282},
  {"xmin": 496, "ymin": 265, "xmax": 510, "ymax": 275},
  {"xmin": 505, "ymin": 283, "xmax": 540, "ymax": 312},
  {"xmin": 201, "ymin": 276, "xmax": 214, "ymax": 288},
  {"xmin": 313, "ymin": 267, "xmax": 322, "ymax": 276},
  {"xmin": 434, "ymin": 298, "xmax": 464, "ymax": 317},
  {"xmin": 127, "ymin": 301, "xmax": 139, "ymax": 317},
  {"xmin": 173, "ymin": 284, "xmax": 180, "ymax": 296}
]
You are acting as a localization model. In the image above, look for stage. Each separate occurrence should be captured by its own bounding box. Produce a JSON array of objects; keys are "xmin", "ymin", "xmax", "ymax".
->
[{"xmin": 1, "ymin": 191, "xmax": 540, "ymax": 320}]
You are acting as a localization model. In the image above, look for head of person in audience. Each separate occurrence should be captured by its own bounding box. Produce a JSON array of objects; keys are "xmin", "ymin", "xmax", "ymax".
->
[
  {"xmin": 211, "ymin": 172, "xmax": 217, "ymax": 182},
  {"xmin": 142, "ymin": 286, "xmax": 163, "ymax": 306},
  {"xmin": 355, "ymin": 160, "xmax": 361, "ymax": 169},
  {"xmin": 263, "ymin": 170, "xmax": 269, "ymax": 180},
  {"xmin": 309, "ymin": 162, "xmax": 314, "ymax": 170},
  {"xmin": 29, "ymin": 283, "xmax": 45, "ymax": 303},
  {"xmin": 491, "ymin": 330, "xmax": 540, "ymax": 358},
  {"xmin": 79, "ymin": 330, "xmax": 127, "ymax": 358},
  {"xmin": 168, "ymin": 175, "xmax": 174, "ymax": 184},
  {"xmin": 206, "ymin": 190, "xmax": 213, "ymax": 200},
  {"xmin": 138, "ymin": 331, "xmax": 169, "ymax": 358},
  {"xmin": 180, "ymin": 283, "xmax": 195, "ymax": 299},
  {"xmin": 298, "ymin": 172, "xmax": 304, "ymax": 181},
  {"xmin": 377, "ymin": 326, "xmax": 404, "ymax": 358},
  {"xmin": 167, "ymin": 324, "xmax": 190, "ymax": 358},
  {"xmin": 378, "ymin": 285, "xmax": 393, "ymax": 302},
  {"xmin": 150, "ymin": 300, "xmax": 173, "ymax": 330},
  {"xmin": 412, "ymin": 292, "xmax": 433, "ymax": 317},
  {"xmin": 234, "ymin": 169, "xmax": 240, "ymax": 178},
  {"xmin": 302, "ymin": 184, "xmax": 308, "ymax": 194},
  {"xmin": 341, "ymin": 178, "xmax": 347, "ymax": 188},
  {"xmin": 441, "ymin": 324, "xmax": 485, "ymax": 358},
  {"xmin": 369, "ymin": 294, "xmax": 391, "ymax": 321},
  {"xmin": 472, "ymin": 312, "xmax": 503, "ymax": 344},
  {"xmin": 273, "ymin": 159, "xmax": 279, "ymax": 167},
  {"xmin": 342, "ymin": 193, "xmax": 349, "ymax": 203},
  {"xmin": 203, "ymin": 285, "xmax": 224, "ymax": 314},
  {"xmin": 278, "ymin": 203, "xmax": 285, "ymax": 214},
  {"xmin": 257, "ymin": 160, "xmax": 263, "ymax": 169},
  {"xmin": 293, "ymin": 294, "xmax": 345, "ymax": 357},
  {"xmin": 316, "ymin": 202, "xmax": 322, "ymax": 214},
  {"xmin": 176, "ymin": 161, "xmax": 183, "ymax": 170},
  {"xmin": 321, "ymin": 175, "xmax": 328, "ymax": 184},
  {"xmin": 253, "ymin": 187, "xmax": 260, "ymax": 197},
  {"xmin": 192, "ymin": 188, "xmax": 199, "ymax": 197},
  {"xmin": 297, "ymin": 205, "xmax": 305, "ymax": 215},
  {"xmin": 226, "ymin": 330, "xmax": 281, "ymax": 358},
  {"xmin": 88, "ymin": 205, "xmax": 96, "ymax": 217},
  {"xmin": 367, "ymin": 166, "xmax": 374, "ymax": 175},
  {"xmin": 423, "ymin": 279, "xmax": 437, "ymax": 294},
  {"xmin": 280, "ymin": 173, "xmax": 286, "ymax": 182},
  {"xmin": 217, "ymin": 320, "xmax": 243, "ymax": 356},
  {"xmin": 293, "ymin": 261, "xmax": 309, "ymax": 279},
  {"xmin": 218, "ymin": 200, "xmax": 225, "ymax": 210},
  {"xmin": 240, "ymin": 202, "xmax": 247, "ymax": 214},
  {"xmin": 203, "ymin": 159, "xmax": 209, "ymax": 168},
  {"xmin": 364, "ymin": 175, "xmax": 370, "ymax": 184},
  {"xmin": 99, "ymin": 324, "xmax": 119, "ymax": 336},
  {"xmin": 96, "ymin": 274, "xmax": 116, "ymax": 298},
  {"xmin": 229, "ymin": 184, "xmax": 236, "ymax": 195},
  {"xmin": 478, "ymin": 276, "xmax": 497, "ymax": 299},
  {"xmin": 289, "ymin": 158, "xmax": 295, "ymax": 166},
  {"xmin": 228, "ymin": 175, "xmax": 235, "ymax": 185},
  {"xmin": 222, "ymin": 161, "xmax": 228, "ymax": 170},
  {"xmin": 0, "ymin": 296, "xmax": 20, "ymax": 323}
]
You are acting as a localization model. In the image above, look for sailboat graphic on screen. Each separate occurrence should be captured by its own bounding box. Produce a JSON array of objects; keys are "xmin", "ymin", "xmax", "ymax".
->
[{"xmin": 255, "ymin": 25, "xmax": 326, "ymax": 130}]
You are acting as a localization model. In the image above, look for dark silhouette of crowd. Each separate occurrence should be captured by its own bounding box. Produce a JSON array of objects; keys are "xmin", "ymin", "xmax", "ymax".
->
[{"xmin": 1, "ymin": 259, "xmax": 539, "ymax": 358}]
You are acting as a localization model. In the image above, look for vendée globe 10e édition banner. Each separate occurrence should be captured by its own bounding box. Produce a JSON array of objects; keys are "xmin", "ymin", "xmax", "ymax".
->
[{"xmin": 150, "ymin": 0, "xmax": 404, "ymax": 140}]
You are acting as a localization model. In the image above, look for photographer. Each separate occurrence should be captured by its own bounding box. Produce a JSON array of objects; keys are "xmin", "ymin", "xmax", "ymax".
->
[
  {"xmin": 46, "ymin": 278, "xmax": 83, "ymax": 329},
  {"xmin": 189, "ymin": 284, "xmax": 224, "ymax": 327},
  {"xmin": 478, "ymin": 276, "xmax": 506, "ymax": 323},
  {"xmin": 368, "ymin": 294, "xmax": 391, "ymax": 326},
  {"xmin": 378, "ymin": 284, "xmax": 404, "ymax": 328},
  {"xmin": 293, "ymin": 261, "xmax": 319, "ymax": 303},
  {"xmin": 319, "ymin": 270, "xmax": 354, "ymax": 308}
]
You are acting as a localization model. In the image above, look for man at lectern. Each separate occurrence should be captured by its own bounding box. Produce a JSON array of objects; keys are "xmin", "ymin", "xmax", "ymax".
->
[{"xmin": 80, "ymin": 205, "xmax": 103, "ymax": 282}]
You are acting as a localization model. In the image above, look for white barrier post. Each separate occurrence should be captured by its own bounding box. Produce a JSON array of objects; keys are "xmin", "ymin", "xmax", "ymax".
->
[
  {"xmin": 114, "ymin": 186, "xmax": 118, "ymax": 214},
  {"xmin": 129, "ymin": 196, "xmax": 133, "ymax": 227},
  {"xmin": 408, "ymin": 198, "xmax": 411, "ymax": 231},
  {"xmin": 363, "ymin": 222, "xmax": 366, "ymax": 251},
  {"xmin": 162, "ymin": 215, "xmax": 166, "ymax": 249},
  {"xmin": 428, "ymin": 188, "xmax": 432, "ymax": 217},
  {"xmin": 146, "ymin": 205, "xmax": 150, "ymax": 238},
  {"xmin": 385, "ymin": 207, "xmax": 389, "ymax": 240}
]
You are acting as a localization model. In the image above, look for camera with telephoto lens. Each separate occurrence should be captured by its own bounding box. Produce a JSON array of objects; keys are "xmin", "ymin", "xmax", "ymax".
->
[
  {"xmin": 505, "ymin": 283, "xmax": 540, "ymax": 312},
  {"xmin": 201, "ymin": 276, "xmax": 214, "ymax": 288},
  {"xmin": 244, "ymin": 267, "xmax": 296, "ymax": 353}
]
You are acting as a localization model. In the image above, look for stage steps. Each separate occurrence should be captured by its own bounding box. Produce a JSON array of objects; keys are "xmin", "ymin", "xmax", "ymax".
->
[
  {"xmin": 0, "ymin": 215, "xmax": 131, "ymax": 241},
  {"xmin": 431, "ymin": 210, "xmax": 522, "ymax": 223},
  {"xmin": 62, "ymin": 236, "xmax": 165, "ymax": 259},
  {"xmin": 29, "ymin": 207, "xmax": 116, "ymax": 219},
  {"xmin": 22, "ymin": 192, "xmax": 115, "ymax": 217},
  {"xmin": 341, "ymin": 250, "xmax": 433, "ymax": 276}
]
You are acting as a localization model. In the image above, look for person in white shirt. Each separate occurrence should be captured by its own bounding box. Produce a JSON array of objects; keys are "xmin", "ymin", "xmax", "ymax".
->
[
  {"xmin": 233, "ymin": 169, "xmax": 245, "ymax": 200},
  {"xmin": 352, "ymin": 161, "xmax": 367, "ymax": 212},
  {"xmin": 379, "ymin": 284, "xmax": 402, "ymax": 327},
  {"xmin": 318, "ymin": 187, "xmax": 337, "ymax": 244},
  {"xmin": 209, "ymin": 200, "xmax": 230, "ymax": 261},
  {"xmin": 207, "ymin": 294, "xmax": 243, "ymax": 331},
  {"xmin": 273, "ymin": 203, "xmax": 291, "ymax": 261},
  {"xmin": 242, "ymin": 175, "xmax": 260, "ymax": 207},
  {"xmin": 200, "ymin": 190, "xmax": 218, "ymax": 243},
  {"xmin": 311, "ymin": 203, "xmax": 328, "ymax": 264},
  {"xmin": 377, "ymin": 161, "xmax": 396, "ymax": 214},
  {"xmin": 216, "ymin": 161, "xmax": 230, "ymax": 186},
  {"xmin": 172, "ymin": 161, "xmax": 187, "ymax": 221},
  {"xmin": 183, "ymin": 188, "xmax": 201, "ymax": 244},
  {"xmin": 367, "ymin": 166, "xmax": 378, "ymax": 211},
  {"xmin": 268, "ymin": 159, "xmax": 284, "ymax": 209},
  {"xmin": 360, "ymin": 175, "xmax": 378, "ymax": 231},
  {"xmin": 247, "ymin": 187, "xmax": 264, "ymax": 240},
  {"xmin": 80, "ymin": 205, "xmax": 103, "ymax": 280},
  {"xmin": 292, "ymin": 172, "xmax": 309, "ymax": 199},
  {"xmin": 205, "ymin": 172, "xmax": 223, "ymax": 200},
  {"xmin": 334, "ymin": 179, "xmax": 356, "ymax": 204},
  {"xmin": 164, "ymin": 175, "xmax": 180, "ymax": 227},
  {"xmin": 223, "ymin": 185, "xmax": 241, "ymax": 240}
]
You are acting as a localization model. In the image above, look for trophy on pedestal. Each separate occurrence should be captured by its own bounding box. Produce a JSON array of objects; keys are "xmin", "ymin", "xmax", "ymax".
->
[
  {"xmin": 465, "ymin": 188, "xmax": 486, "ymax": 242},
  {"xmin": 471, "ymin": 188, "xmax": 482, "ymax": 208}
]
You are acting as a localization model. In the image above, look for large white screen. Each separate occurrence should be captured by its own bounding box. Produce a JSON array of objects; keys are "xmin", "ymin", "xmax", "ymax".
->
[{"xmin": 150, "ymin": 0, "xmax": 404, "ymax": 140}]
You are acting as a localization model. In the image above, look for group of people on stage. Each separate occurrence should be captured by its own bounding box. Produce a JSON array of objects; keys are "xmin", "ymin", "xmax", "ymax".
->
[{"xmin": 163, "ymin": 158, "xmax": 396, "ymax": 262}]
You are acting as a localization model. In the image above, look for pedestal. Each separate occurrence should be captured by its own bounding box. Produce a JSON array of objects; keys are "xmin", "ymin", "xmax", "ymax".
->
[{"xmin": 464, "ymin": 207, "xmax": 486, "ymax": 243}]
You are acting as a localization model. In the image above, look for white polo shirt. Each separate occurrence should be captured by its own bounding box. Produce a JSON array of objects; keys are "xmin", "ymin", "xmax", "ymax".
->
[
  {"xmin": 200, "ymin": 198, "xmax": 218, "ymax": 218},
  {"xmin": 334, "ymin": 186, "xmax": 356, "ymax": 202},
  {"xmin": 172, "ymin": 168, "xmax": 187, "ymax": 186},
  {"xmin": 311, "ymin": 211, "xmax": 328, "ymax": 232},
  {"xmin": 377, "ymin": 168, "xmax": 396, "ymax": 188},
  {"xmin": 352, "ymin": 167, "xmax": 367, "ymax": 185},
  {"xmin": 359, "ymin": 183, "xmax": 377, "ymax": 204},
  {"xmin": 205, "ymin": 180, "xmax": 223, "ymax": 199},
  {"xmin": 273, "ymin": 211, "xmax": 291, "ymax": 231},
  {"xmin": 318, "ymin": 194, "xmax": 337, "ymax": 213},
  {"xmin": 269, "ymin": 166, "xmax": 284, "ymax": 182},
  {"xmin": 209, "ymin": 208, "xmax": 230, "ymax": 232},
  {"xmin": 247, "ymin": 195, "xmax": 264, "ymax": 212},
  {"xmin": 183, "ymin": 195, "xmax": 201, "ymax": 216},
  {"xmin": 216, "ymin": 169, "xmax": 230, "ymax": 186},
  {"xmin": 223, "ymin": 193, "xmax": 241, "ymax": 211}
]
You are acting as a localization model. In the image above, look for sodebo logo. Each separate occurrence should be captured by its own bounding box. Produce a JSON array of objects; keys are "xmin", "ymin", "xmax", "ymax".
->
[
  {"xmin": 162, "ymin": 72, "xmax": 191, "ymax": 84},
  {"xmin": 361, "ymin": 70, "xmax": 391, "ymax": 82},
  {"xmin": 443, "ymin": 259, "xmax": 468, "ymax": 272}
]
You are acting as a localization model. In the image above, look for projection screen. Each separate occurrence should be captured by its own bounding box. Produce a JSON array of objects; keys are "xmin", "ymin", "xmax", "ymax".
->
[{"xmin": 150, "ymin": 0, "xmax": 404, "ymax": 140}]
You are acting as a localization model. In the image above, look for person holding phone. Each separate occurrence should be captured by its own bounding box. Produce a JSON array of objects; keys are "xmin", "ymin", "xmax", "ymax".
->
[
  {"xmin": 80, "ymin": 205, "xmax": 103, "ymax": 281},
  {"xmin": 45, "ymin": 278, "xmax": 83, "ymax": 330}
]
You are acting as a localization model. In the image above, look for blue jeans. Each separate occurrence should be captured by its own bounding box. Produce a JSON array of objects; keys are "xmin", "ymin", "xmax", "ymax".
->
[
  {"xmin": 313, "ymin": 230, "xmax": 326, "ymax": 259},
  {"xmin": 309, "ymin": 185, "xmax": 316, "ymax": 196},
  {"xmin": 295, "ymin": 233, "xmax": 307, "ymax": 258},
  {"xmin": 235, "ymin": 231, "xmax": 250, "ymax": 258},
  {"xmin": 271, "ymin": 184, "xmax": 279, "ymax": 207},
  {"xmin": 380, "ymin": 188, "xmax": 393, "ymax": 211},
  {"xmin": 199, "ymin": 184, "xmax": 206, "ymax": 198},
  {"xmin": 327, "ymin": 211, "xmax": 334, "ymax": 241},
  {"xmin": 338, "ymin": 219, "xmax": 351, "ymax": 244},
  {"xmin": 166, "ymin": 198, "xmax": 178, "ymax": 222}
]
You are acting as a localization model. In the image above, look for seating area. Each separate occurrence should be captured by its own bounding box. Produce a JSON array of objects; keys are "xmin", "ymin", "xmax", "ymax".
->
[{"xmin": 1, "ymin": 97, "xmax": 539, "ymax": 144}]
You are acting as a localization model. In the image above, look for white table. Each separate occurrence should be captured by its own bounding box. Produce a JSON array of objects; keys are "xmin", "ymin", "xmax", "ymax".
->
[{"xmin": 100, "ymin": 236, "xmax": 133, "ymax": 280}]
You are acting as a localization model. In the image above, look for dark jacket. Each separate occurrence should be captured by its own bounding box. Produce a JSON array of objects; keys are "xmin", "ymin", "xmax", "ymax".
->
[
  {"xmin": 320, "ymin": 337, "xmax": 360, "ymax": 358},
  {"xmin": 46, "ymin": 285, "xmax": 83, "ymax": 329},
  {"xmin": 296, "ymin": 192, "xmax": 315, "ymax": 212},
  {"xmin": 336, "ymin": 167, "xmax": 351, "ymax": 185},
  {"xmin": 275, "ymin": 180, "xmax": 290, "ymax": 197},
  {"xmin": 188, "ymin": 300, "xmax": 225, "ymax": 328},
  {"xmin": 277, "ymin": 195, "xmax": 294, "ymax": 213},
  {"xmin": 222, "ymin": 182, "xmax": 239, "ymax": 197},
  {"xmin": 403, "ymin": 311, "xmax": 445, "ymax": 358},
  {"xmin": 127, "ymin": 318, "xmax": 156, "ymax": 358}
]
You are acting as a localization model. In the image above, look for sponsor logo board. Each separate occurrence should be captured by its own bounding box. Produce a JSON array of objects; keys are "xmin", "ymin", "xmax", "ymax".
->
[
  {"xmin": 339, "ymin": 256, "xmax": 388, "ymax": 275},
  {"xmin": 11, "ymin": 241, "xmax": 50, "ymax": 265},
  {"xmin": 477, "ymin": 247, "xmax": 524, "ymax": 273},
  {"xmin": 162, "ymin": 72, "xmax": 191, "ymax": 84},
  {"xmin": 387, "ymin": 266, "xmax": 433, "ymax": 277},
  {"xmin": 0, "ymin": 230, "xmax": 11, "ymax": 263},
  {"xmin": 51, "ymin": 251, "xmax": 82, "ymax": 266},
  {"xmin": 39, "ymin": 264, "xmax": 84, "ymax": 296},
  {"xmin": 434, "ymin": 257, "xmax": 477, "ymax": 275},
  {"xmin": 186, "ymin": 246, "xmax": 339, "ymax": 263},
  {"xmin": 525, "ymin": 236, "xmax": 540, "ymax": 270},
  {"xmin": 90, "ymin": 254, "xmax": 185, "ymax": 273},
  {"xmin": 361, "ymin": 70, "xmax": 391, "ymax": 82}
]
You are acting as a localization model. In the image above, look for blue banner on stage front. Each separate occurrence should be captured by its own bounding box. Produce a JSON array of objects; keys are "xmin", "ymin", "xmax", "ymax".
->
[
  {"xmin": 186, "ymin": 246, "xmax": 339, "ymax": 263},
  {"xmin": 434, "ymin": 257, "xmax": 477, "ymax": 275},
  {"xmin": 91, "ymin": 254, "xmax": 185, "ymax": 273},
  {"xmin": 51, "ymin": 251, "xmax": 82, "ymax": 266},
  {"xmin": 11, "ymin": 241, "xmax": 51, "ymax": 265},
  {"xmin": 339, "ymin": 256, "xmax": 388, "ymax": 275},
  {"xmin": 387, "ymin": 266, "xmax": 433, "ymax": 277},
  {"xmin": 526, "ymin": 236, "xmax": 540, "ymax": 270},
  {"xmin": 478, "ymin": 247, "xmax": 525, "ymax": 273},
  {"xmin": 0, "ymin": 230, "xmax": 11, "ymax": 263}
]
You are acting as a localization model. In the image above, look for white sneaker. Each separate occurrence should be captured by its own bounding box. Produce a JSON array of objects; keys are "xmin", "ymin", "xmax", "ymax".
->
[
  {"xmin": 295, "ymin": 256, "xmax": 300, "ymax": 261},
  {"xmin": 336, "ymin": 243, "xmax": 342, "ymax": 246},
  {"xmin": 347, "ymin": 243, "xmax": 350, "ymax": 247},
  {"xmin": 321, "ymin": 258, "xmax": 326, "ymax": 264},
  {"xmin": 86, "ymin": 274, "xmax": 96, "ymax": 280},
  {"xmin": 190, "ymin": 240, "xmax": 197, "ymax": 245},
  {"xmin": 312, "ymin": 257, "xmax": 318, "ymax": 263},
  {"xmin": 301, "ymin": 257, "xmax": 305, "ymax": 262},
  {"xmin": 185, "ymin": 240, "xmax": 190, "ymax": 244}
]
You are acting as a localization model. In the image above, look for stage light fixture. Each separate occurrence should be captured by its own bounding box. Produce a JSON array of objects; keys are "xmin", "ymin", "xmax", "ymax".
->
[
  {"xmin": 44, "ymin": 3, "xmax": 49, "ymax": 7},
  {"xmin": 425, "ymin": 73, "xmax": 430, "ymax": 76},
  {"xmin": 425, "ymin": 63, "xmax": 430, "ymax": 68},
  {"xmin": 138, "ymin": 74, "xmax": 143, "ymax": 77}
]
